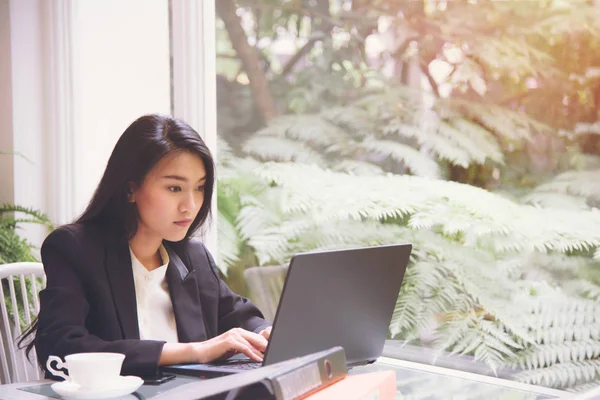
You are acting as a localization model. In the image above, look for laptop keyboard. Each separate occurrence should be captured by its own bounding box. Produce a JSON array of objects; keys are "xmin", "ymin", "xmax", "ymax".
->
[
  {"xmin": 213, "ymin": 357, "xmax": 262, "ymax": 370},
  {"xmin": 221, "ymin": 362, "xmax": 262, "ymax": 370}
]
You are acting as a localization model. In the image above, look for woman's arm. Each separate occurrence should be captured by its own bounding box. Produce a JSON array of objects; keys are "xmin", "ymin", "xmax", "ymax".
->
[
  {"xmin": 36, "ymin": 227, "xmax": 165, "ymax": 377},
  {"xmin": 202, "ymin": 246, "xmax": 272, "ymax": 335}
]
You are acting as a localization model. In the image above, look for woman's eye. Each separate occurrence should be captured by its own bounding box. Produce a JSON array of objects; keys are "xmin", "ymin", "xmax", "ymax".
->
[
  {"xmin": 168, "ymin": 186, "xmax": 182, "ymax": 193},
  {"xmin": 196, "ymin": 186, "xmax": 205, "ymax": 192}
]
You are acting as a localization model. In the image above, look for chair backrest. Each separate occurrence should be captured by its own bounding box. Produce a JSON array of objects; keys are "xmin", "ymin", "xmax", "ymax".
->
[
  {"xmin": 0, "ymin": 262, "xmax": 46, "ymax": 384},
  {"xmin": 243, "ymin": 265, "xmax": 288, "ymax": 321}
]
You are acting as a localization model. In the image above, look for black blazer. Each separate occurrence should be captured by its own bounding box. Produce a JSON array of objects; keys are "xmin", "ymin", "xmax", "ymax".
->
[{"xmin": 35, "ymin": 222, "xmax": 270, "ymax": 377}]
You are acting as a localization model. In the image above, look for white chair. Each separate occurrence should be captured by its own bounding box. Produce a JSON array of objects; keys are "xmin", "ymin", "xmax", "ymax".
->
[
  {"xmin": 0, "ymin": 262, "xmax": 46, "ymax": 384},
  {"xmin": 243, "ymin": 265, "xmax": 288, "ymax": 321}
]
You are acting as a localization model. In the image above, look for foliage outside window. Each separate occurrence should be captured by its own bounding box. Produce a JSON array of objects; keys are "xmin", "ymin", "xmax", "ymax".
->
[{"xmin": 214, "ymin": 0, "xmax": 600, "ymax": 392}]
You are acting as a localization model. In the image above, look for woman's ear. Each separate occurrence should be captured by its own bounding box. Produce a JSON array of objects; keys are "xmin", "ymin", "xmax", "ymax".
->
[{"xmin": 127, "ymin": 182, "xmax": 137, "ymax": 203}]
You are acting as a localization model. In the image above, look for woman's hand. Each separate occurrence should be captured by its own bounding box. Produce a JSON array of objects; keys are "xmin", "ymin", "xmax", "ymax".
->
[
  {"xmin": 192, "ymin": 327, "xmax": 270, "ymax": 364},
  {"xmin": 258, "ymin": 326, "xmax": 272, "ymax": 340},
  {"xmin": 159, "ymin": 327, "xmax": 270, "ymax": 365}
]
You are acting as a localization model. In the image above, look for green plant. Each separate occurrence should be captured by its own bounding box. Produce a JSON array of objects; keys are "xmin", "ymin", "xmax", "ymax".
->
[
  {"xmin": 217, "ymin": 159, "xmax": 600, "ymax": 389},
  {"xmin": 241, "ymin": 84, "xmax": 553, "ymax": 181},
  {"xmin": 215, "ymin": 0, "xmax": 600, "ymax": 391},
  {"xmin": 1, "ymin": 204, "xmax": 53, "ymax": 328},
  {"xmin": 0, "ymin": 204, "xmax": 53, "ymax": 264}
]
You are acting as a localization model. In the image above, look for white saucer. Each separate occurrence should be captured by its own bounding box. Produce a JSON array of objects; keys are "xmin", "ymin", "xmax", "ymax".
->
[{"xmin": 51, "ymin": 376, "xmax": 143, "ymax": 400}]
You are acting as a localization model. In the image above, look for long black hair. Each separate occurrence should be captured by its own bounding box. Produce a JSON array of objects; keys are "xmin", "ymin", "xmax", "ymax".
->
[
  {"xmin": 78, "ymin": 113, "xmax": 215, "ymax": 238},
  {"xmin": 18, "ymin": 114, "xmax": 215, "ymax": 362}
]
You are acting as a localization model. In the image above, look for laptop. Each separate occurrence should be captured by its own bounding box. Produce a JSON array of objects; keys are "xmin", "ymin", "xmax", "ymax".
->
[{"xmin": 162, "ymin": 244, "xmax": 412, "ymax": 377}]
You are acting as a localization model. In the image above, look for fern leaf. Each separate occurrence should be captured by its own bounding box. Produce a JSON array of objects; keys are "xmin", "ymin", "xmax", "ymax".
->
[
  {"xmin": 251, "ymin": 162, "xmax": 600, "ymax": 256},
  {"xmin": 438, "ymin": 311, "xmax": 479, "ymax": 351},
  {"xmin": 321, "ymin": 106, "xmax": 377, "ymax": 138},
  {"xmin": 515, "ymin": 359, "xmax": 600, "ymax": 389},
  {"xmin": 452, "ymin": 98, "xmax": 553, "ymax": 141},
  {"xmin": 525, "ymin": 294, "xmax": 600, "ymax": 331},
  {"xmin": 389, "ymin": 118, "xmax": 472, "ymax": 168},
  {"xmin": 390, "ymin": 260, "xmax": 461, "ymax": 340},
  {"xmin": 360, "ymin": 138, "xmax": 441, "ymax": 178},
  {"xmin": 242, "ymin": 136, "xmax": 326, "ymax": 164},
  {"xmin": 390, "ymin": 287, "xmax": 422, "ymax": 338},
  {"xmin": 452, "ymin": 327, "xmax": 483, "ymax": 356},
  {"xmin": 216, "ymin": 210, "xmax": 240, "ymax": 275},
  {"xmin": 574, "ymin": 280, "xmax": 600, "ymax": 301},
  {"xmin": 515, "ymin": 341, "xmax": 600, "ymax": 370},
  {"xmin": 523, "ymin": 192, "xmax": 591, "ymax": 210},
  {"xmin": 566, "ymin": 381, "xmax": 600, "ymax": 393},
  {"xmin": 436, "ymin": 120, "xmax": 492, "ymax": 164},
  {"xmin": 0, "ymin": 204, "xmax": 53, "ymax": 228},
  {"xmin": 479, "ymin": 319, "xmax": 523, "ymax": 351},
  {"xmin": 530, "ymin": 325, "xmax": 600, "ymax": 346},
  {"xmin": 534, "ymin": 170, "xmax": 600, "ymax": 201},
  {"xmin": 331, "ymin": 160, "xmax": 385, "ymax": 176},
  {"xmin": 383, "ymin": 121, "xmax": 421, "ymax": 138},
  {"xmin": 256, "ymin": 114, "xmax": 347, "ymax": 146},
  {"xmin": 474, "ymin": 36, "xmax": 554, "ymax": 77},
  {"xmin": 217, "ymin": 136, "xmax": 234, "ymax": 165},
  {"xmin": 449, "ymin": 118, "xmax": 504, "ymax": 164}
]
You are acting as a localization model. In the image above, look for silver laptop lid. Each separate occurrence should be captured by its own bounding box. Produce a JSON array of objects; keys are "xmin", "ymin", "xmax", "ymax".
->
[{"xmin": 263, "ymin": 244, "xmax": 412, "ymax": 365}]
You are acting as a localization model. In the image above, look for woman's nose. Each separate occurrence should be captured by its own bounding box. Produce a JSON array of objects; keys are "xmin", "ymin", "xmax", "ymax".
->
[{"xmin": 179, "ymin": 192, "xmax": 196, "ymax": 212}]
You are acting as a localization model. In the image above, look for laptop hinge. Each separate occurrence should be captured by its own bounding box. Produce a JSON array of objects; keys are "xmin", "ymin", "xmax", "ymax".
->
[{"xmin": 347, "ymin": 359, "xmax": 376, "ymax": 368}]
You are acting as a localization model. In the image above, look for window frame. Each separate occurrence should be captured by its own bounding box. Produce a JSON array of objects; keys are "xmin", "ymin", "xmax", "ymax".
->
[{"xmin": 170, "ymin": 0, "xmax": 217, "ymax": 255}]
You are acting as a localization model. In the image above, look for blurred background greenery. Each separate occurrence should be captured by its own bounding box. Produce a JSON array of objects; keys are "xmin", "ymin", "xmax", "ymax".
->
[{"xmin": 214, "ymin": 0, "xmax": 600, "ymax": 392}]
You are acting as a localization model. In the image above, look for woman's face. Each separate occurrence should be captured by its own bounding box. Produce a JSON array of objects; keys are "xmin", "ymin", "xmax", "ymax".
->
[{"xmin": 130, "ymin": 151, "xmax": 206, "ymax": 242}]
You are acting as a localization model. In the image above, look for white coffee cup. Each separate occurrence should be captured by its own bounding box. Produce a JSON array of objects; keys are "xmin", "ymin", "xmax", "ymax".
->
[{"xmin": 46, "ymin": 352, "xmax": 125, "ymax": 390}]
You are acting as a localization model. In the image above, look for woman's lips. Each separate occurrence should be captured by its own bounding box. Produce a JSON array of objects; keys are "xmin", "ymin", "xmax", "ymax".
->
[{"xmin": 174, "ymin": 219, "xmax": 192, "ymax": 227}]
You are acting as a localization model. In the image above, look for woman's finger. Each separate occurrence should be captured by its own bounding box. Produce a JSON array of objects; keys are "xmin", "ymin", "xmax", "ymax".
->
[
  {"xmin": 259, "ymin": 327, "xmax": 272, "ymax": 340},
  {"xmin": 237, "ymin": 329, "xmax": 268, "ymax": 352},
  {"xmin": 229, "ymin": 337, "xmax": 264, "ymax": 362}
]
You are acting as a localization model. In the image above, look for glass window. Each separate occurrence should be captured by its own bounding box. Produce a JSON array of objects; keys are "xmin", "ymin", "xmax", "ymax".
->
[{"xmin": 213, "ymin": 0, "xmax": 600, "ymax": 393}]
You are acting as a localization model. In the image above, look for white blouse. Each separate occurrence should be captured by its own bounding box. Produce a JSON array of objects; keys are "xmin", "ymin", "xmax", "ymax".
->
[{"xmin": 130, "ymin": 245, "xmax": 179, "ymax": 343}]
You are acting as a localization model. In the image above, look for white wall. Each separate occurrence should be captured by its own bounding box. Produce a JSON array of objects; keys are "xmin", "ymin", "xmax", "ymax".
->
[
  {"xmin": 3, "ymin": 0, "xmax": 171, "ymax": 248},
  {"xmin": 0, "ymin": 0, "xmax": 14, "ymax": 205},
  {"xmin": 73, "ymin": 0, "xmax": 171, "ymax": 217},
  {"xmin": 7, "ymin": 0, "xmax": 48, "ymax": 247}
]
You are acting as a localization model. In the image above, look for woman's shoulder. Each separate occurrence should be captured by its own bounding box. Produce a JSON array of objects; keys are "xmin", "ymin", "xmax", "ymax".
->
[{"xmin": 42, "ymin": 221, "xmax": 116, "ymax": 252}]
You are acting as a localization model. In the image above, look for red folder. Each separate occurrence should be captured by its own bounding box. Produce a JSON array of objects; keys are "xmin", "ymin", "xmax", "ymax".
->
[{"xmin": 303, "ymin": 370, "xmax": 396, "ymax": 400}]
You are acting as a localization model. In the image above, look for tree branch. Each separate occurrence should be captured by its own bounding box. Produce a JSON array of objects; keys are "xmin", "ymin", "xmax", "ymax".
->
[
  {"xmin": 279, "ymin": 38, "xmax": 319, "ymax": 78},
  {"xmin": 420, "ymin": 60, "xmax": 440, "ymax": 97},
  {"xmin": 253, "ymin": 5, "xmax": 261, "ymax": 47},
  {"xmin": 216, "ymin": 0, "xmax": 279, "ymax": 121}
]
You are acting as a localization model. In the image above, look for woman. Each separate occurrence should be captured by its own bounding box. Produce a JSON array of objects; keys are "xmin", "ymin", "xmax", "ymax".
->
[{"xmin": 21, "ymin": 114, "xmax": 272, "ymax": 378}]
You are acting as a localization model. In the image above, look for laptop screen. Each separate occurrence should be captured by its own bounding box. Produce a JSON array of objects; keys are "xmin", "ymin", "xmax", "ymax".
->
[{"xmin": 263, "ymin": 244, "xmax": 412, "ymax": 366}]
